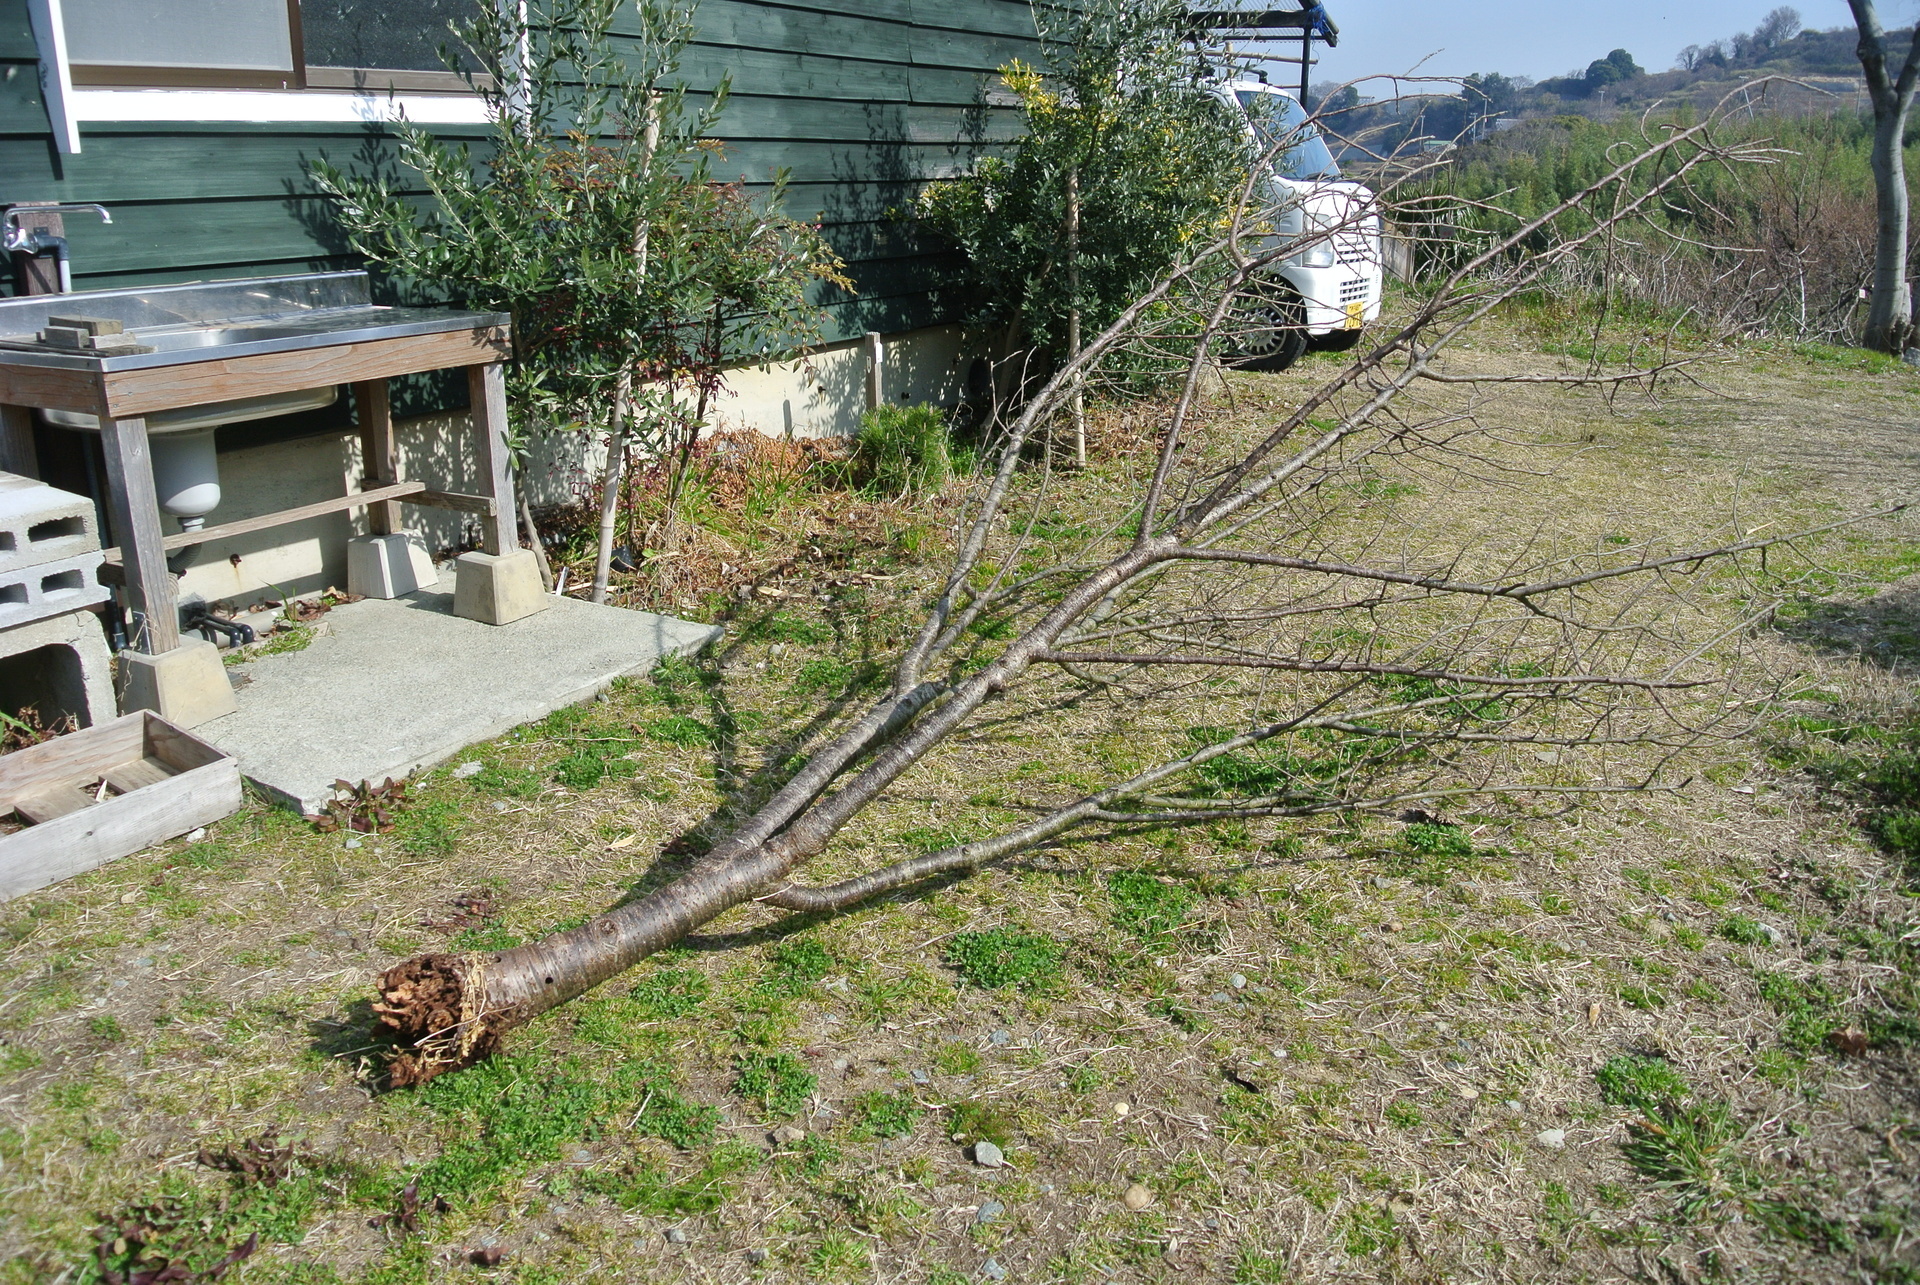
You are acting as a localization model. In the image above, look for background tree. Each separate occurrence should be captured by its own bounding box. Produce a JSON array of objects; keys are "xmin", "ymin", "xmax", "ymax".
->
[
  {"xmin": 373, "ymin": 104, "xmax": 1827, "ymax": 1086},
  {"xmin": 310, "ymin": 0, "xmax": 847, "ymax": 600},
  {"xmin": 1846, "ymin": 0, "xmax": 1920, "ymax": 352},
  {"xmin": 914, "ymin": 0, "xmax": 1246, "ymax": 404}
]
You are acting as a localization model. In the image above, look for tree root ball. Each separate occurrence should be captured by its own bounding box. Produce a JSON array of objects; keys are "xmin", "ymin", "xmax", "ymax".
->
[{"xmin": 374, "ymin": 953, "xmax": 503, "ymax": 1086}]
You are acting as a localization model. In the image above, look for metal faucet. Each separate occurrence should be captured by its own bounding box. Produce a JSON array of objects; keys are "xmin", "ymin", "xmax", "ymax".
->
[{"xmin": 3, "ymin": 204, "xmax": 112, "ymax": 293}]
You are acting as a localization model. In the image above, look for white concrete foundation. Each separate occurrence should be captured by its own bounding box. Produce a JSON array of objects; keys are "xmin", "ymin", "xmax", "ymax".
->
[{"xmin": 347, "ymin": 531, "xmax": 437, "ymax": 599}]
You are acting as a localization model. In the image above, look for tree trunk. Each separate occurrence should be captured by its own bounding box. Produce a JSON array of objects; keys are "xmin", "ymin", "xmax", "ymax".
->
[
  {"xmin": 1864, "ymin": 108, "xmax": 1913, "ymax": 352},
  {"xmin": 1066, "ymin": 168, "xmax": 1085, "ymax": 468},
  {"xmin": 1849, "ymin": 0, "xmax": 1920, "ymax": 352}
]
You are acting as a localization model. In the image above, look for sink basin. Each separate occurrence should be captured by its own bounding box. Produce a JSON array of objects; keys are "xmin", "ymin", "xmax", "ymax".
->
[{"xmin": 133, "ymin": 322, "xmax": 337, "ymax": 353}]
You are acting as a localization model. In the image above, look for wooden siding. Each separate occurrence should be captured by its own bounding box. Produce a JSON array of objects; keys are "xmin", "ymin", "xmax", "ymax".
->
[{"xmin": 0, "ymin": 0, "xmax": 1036, "ymax": 348}]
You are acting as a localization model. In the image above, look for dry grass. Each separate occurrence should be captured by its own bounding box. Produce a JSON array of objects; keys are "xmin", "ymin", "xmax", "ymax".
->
[{"xmin": 2, "ymin": 319, "xmax": 1918, "ymax": 1285}]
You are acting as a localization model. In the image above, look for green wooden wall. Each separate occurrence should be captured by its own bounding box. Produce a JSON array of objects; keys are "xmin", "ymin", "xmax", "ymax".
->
[{"xmin": 0, "ymin": 0, "xmax": 1036, "ymax": 344}]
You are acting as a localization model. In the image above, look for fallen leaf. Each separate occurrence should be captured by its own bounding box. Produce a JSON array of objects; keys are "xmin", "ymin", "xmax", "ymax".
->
[{"xmin": 1827, "ymin": 1027, "xmax": 1869, "ymax": 1057}]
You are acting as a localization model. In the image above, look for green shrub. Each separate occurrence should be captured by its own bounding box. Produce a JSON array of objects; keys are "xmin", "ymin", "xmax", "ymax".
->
[
  {"xmin": 944, "ymin": 929, "xmax": 1063, "ymax": 990},
  {"xmin": 849, "ymin": 1090, "xmax": 923, "ymax": 1141},
  {"xmin": 852, "ymin": 404, "xmax": 951, "ymax": 496}
]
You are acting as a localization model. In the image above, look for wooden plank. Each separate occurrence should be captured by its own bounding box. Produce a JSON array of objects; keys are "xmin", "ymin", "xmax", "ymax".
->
[
  {"xmin": 467, "ymin": 362, "xmax": 518, "ymax": 556},
  {"xmin": 103, "ymin": 756, "xmax": 177, "ymax": 793},
  {"xmin": 99, "ymin": 416, "xmax": 180, "ymax": 655},
  {"xmin": 99, "ymin": 480, "xmax": 428, "ymax": 561},
  {"xmin": 410, "ymin": 488, "xmax": 498, "ymax": 516},
  {"xmin": 0, "ymin": 756, "xmax": 242, "ymax": 900},
  {"xmin": 97, "ymin": 327, "xmax": 511, "ymax": 419},
  {"xmin": 0, "ymin": 711, "xmax": 146, "ymax": 810},
  {"xmin": 0, "ymin": 364, "xmax": 109, "ymax": 416},
  {"xmin": 144, "ymin": 716, "xmax": 227, "ymax": 773},
  {"xmin": 0, "ymin": 403, "xmax": 38, "ymax": 477},
  {"xmin": 15, "ymin": 783, "xmax": 98, "ymax": 825},
  {"xmin": 354, "ymin": 379, "xmax": 399, "ymax": 536}
]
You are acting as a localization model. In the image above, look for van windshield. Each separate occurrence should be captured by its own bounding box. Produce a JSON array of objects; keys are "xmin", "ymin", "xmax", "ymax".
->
[{"xmin": 1234, "ymin": 89, "xmax": 1340, "ymax": 181}]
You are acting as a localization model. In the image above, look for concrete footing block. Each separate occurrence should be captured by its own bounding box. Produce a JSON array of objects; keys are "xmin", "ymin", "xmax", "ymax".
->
[
  {"xmin": 453, "ymin": 549, "xmax": 549, "ymax": 626},
  {"xmin": 117, "ymin": 638, "xmax": 238, "ymax": 728},
  {"xmin": 0, "ymin": 607, "xmax": 116, "ymax": 729},
  {"xmin": 347, "ymin": 531, "xmax": 437, "ymax": 599}
]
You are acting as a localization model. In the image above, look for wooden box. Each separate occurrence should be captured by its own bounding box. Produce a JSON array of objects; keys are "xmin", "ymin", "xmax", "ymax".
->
[{"xmin": 0, "ymin": 711, "xmax": 242, "ymax": 899}]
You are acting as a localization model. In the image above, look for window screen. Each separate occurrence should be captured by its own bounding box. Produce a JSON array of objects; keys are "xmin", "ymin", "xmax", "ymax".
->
[
  {"xmin": 301, "ymin": 0, "xmax": 480, "ymax": 72},
  {"xmin": 63, "ymin": 0, "xmax": 294, "ymax": 71}
]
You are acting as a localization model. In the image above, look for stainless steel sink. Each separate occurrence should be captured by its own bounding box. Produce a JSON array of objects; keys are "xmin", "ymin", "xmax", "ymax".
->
[{"xmin": 0, "ymin": 271, "xmax": 504, "ymax": 433}]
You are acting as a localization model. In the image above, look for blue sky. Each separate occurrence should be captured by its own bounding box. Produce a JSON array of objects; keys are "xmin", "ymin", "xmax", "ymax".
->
[{"xmin": 1247, "ymin": 1, "xmax": 1910, "ymax": 86}]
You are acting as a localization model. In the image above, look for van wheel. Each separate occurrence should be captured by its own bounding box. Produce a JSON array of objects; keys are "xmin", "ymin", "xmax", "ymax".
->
[
  {"xmin": 1312, "ymin": 327, "xmax": 1365, "ymax": 352},
  {"xmin": 1225, "ymin": 287, "xmax": 1309, "ymax": 373}
]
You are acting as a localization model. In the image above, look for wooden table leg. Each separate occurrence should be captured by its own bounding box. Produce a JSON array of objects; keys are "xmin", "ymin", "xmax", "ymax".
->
[
  {"xmin": 353, "ymin": 379, "xmax": 401, "ymax": 536},
  {"xmin": 0, "ymin": 404, "xmax": 38, "ymax": 478},
  {"xmin": 99, "ymin": 417, "xmax": 181, "ymax": 654},
  {"xmin": 467, "ymin": 362, "xmax": 519, "ymax": 556}
]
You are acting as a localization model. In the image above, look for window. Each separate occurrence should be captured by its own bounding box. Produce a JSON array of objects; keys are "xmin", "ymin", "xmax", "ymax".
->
[{"xmin": 60, "ymin": 0, "xmax": 481, "ymax": 92}]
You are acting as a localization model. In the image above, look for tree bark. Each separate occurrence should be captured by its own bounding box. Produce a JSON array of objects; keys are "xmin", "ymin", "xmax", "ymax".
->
[{"xmin": 1849, "ymin": 1, "xmax": 1920, "ymax": 352}]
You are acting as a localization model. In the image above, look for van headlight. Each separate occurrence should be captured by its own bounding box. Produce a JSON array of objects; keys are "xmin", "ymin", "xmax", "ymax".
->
[{"xmin": 1300, "ymin": 242, "xmax": 1336, "ymax": 268}]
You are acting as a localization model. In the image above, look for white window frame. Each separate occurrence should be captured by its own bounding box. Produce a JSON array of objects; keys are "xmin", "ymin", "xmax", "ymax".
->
[{"xmin": 27, "ymin": 0, "xmax": 495, "ymax": 155}]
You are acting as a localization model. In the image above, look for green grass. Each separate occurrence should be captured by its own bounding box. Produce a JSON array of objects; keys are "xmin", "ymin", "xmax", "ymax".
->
[
  {"xmin": 852, "ymin": 404, "xmax": 951, "ymax": 496},
  {"xmin": 764, "ymin": 940, "xmax": 834, "ymax": 996},
  {"xmin": 848, "ymin": 1090, "xmax": 923, "ymax": 1141},
  {"xmin": 1107, "ymin": 872, "xmax": 1198, "ymax": 944},
  {"xmin": 733, "ymin": 1052, "xmax": 816, "ymax": 1118},
  {"xmin": 944, "ymin": 929, "xmax": 1064, "ymax": 991}
]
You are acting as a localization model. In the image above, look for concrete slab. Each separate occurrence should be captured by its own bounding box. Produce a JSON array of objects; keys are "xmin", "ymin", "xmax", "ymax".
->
[{"xmin": 198, "ymin": 577, "xmax": 721, "ymax": 813}]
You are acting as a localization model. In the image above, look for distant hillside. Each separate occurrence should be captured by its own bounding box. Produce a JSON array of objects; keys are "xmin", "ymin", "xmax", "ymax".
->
[{"xmin": 1309, "ymin": 15, "xmax": 1908, "ymax": 164}]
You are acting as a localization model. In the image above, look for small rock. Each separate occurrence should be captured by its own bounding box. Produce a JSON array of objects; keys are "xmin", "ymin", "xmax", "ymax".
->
[
  {"xmin": 1209, "ymin": 991, "xmax": 1231, "ymax": 1003},
  {"xmin": 746, "ymin": 1248, "xmax": 769, "ymax": 1264},
  {"xmin": 1122, "ymin": 1183, "xmax": 1154, "ymax": 1211},
  {"xmin": 973, "ymin": 1140, "xmax": 1005, "ymax": 1168},
  {"xmin": 1759, "ymin": 923, "xmax": 1785, "ymax": 946},
  {"xmin": 1203, "ymin": 1217, "xmax": 1220, "ymax": 1230},
  {"xmin": 491, "ymin": 800, "xmax": 510, "ymax": 812},
  {"xmin": 832, "ymin": 1057, "xmax": 851, "ymax": 1071},
  {"xmin": 1113, "ymin": 1101, "xmax": 1131, "ymax": 1117},
  {"xmin": 664, "ymin": 1227, "xmax": 688, "ymax": 1244},
  {"xmin": 343, "ymin": 835, "xmax": 361, "ymax": 849},
  {"xmin": 1536, "ymin": 1127, "xmax": 1568, "ymax": 1149},
  {"xmin": 975, "ymin": 1199, "xmax": 1005, "ymax": 1224},
  {"xmin": 1458, "ymin": 1086, "xmax": 1480, "ymax": 1101},
  {"xmin": 567, "ymin": 1146, "xmax": 592, "ymax": 1162},
  {"xmin": 1505, "ymin": 1099, "xmax": 1523, "ymax": 1115},
  {"xmin": 989, "ymin": 1029, "xmax": 1012, "ymax": 1045},
  {"xmin": 185, "ymin": 827, "xmax": 207, "ymax": 842},
  {"xmin": 771, "ymin": 1124, "xmax": 806, "ymax": 1146},
  {"xmin": 911, "ymin": 1069, "xmax": 930, "ymax": 1084},
  {"xmin": 982, "ymin": 1260, "xmax": 1007, "ymax": 1282},
  {"xmin": 1903, "ymin": 347, "xmax": 1920, "ymax": 367},
  {"xmin": 452, "ymin": 760, "xmax": 484, "ymax": 779},
  {"xmin": 1383, "ymin": 921, "xmax": 1404, "ymax": 933},
  {"xmin": 1228, "ymin": 973, "xmax": 1247, "ymax": 990},
  {"xmin": 1039, "ymin": 1182, "xmax": 1055, "ymax": 1195}
]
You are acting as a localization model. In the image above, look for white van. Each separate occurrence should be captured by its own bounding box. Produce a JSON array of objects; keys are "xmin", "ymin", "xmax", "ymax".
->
[{"xmin": 1216, "ymin": 78, "xmax": 1384, "ymax": 370}]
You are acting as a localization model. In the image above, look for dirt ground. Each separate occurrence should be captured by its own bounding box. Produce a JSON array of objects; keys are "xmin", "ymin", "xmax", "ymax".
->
[{"xmin": 3, "ymin": 320, "xmax": 1919, "ymax": 1285}]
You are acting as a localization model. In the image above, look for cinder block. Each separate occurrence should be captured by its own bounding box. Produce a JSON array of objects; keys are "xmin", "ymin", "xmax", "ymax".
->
[
  {"xmin": 452, "ymin": 549, "xmax": 549, "ymax": 626},
  {"xmin": 0, "ymin": 548, "xmax": 110, "ymax": 631},
  {"xmin": 0, "ymin": 472, "xmax": 101, "ymax": 574},
  {"xmin": 117, "ymin": 639, "xmax": 238, "ymax": 729},
  {"xmin": 0, "ymin": 608, "xmax": 115, "ymax": 729},
  {"xmin": 347, "ymin": 531, "xmax": 438, "ymax": 599}
]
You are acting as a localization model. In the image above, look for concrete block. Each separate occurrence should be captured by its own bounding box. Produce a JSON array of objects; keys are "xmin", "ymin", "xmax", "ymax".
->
[
  {"xmin": 453, "ymin": 549, "xmax": 549, "ymax": 626},
  {"xmin": 347, "ymin": 531, "xmax": 437, "ymax": 599},
  {"xmin": 117, "ymin": 639, "xmax": 238, "ymax": 729},
  {"xmin": 0, "ymin": 472, "xmax": 101, "ymax": 574},
  {"xmin": 0, "ymin": 607, "xmax": 115, "ymax": 729},
  {"xmin": 0, "ymin": 548, "xmax": 111, "ymax": 631}
]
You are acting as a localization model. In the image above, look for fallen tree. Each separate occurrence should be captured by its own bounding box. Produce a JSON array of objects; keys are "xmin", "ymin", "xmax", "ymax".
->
[{"xmin": 376, "ymin": 101, "xmax": 1842, "ymax": 1085}]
